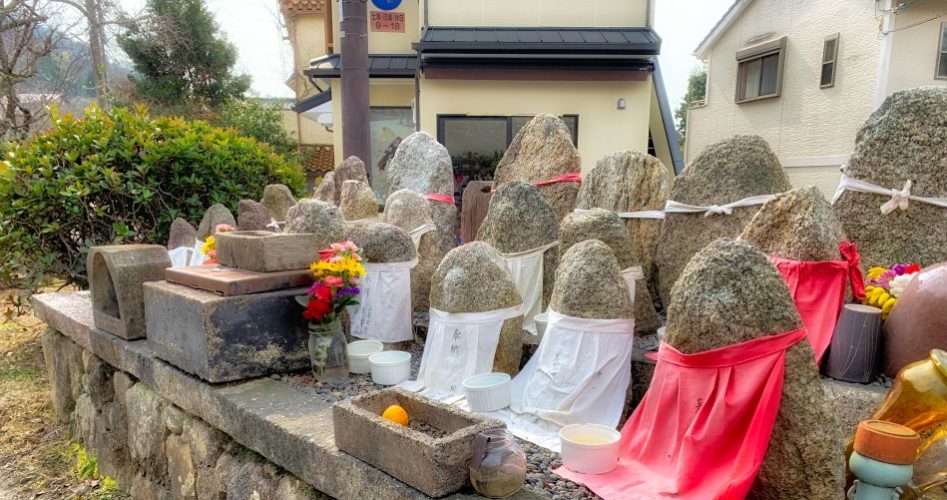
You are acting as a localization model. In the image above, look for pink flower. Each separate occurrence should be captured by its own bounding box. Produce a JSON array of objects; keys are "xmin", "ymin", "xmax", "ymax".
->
[{"xmin": 324, "ymin": 275, "xmax": 343, "ymax": 288}]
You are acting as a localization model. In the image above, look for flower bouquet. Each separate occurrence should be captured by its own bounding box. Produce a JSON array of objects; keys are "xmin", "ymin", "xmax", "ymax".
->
[
  {"xmin": 863, "ymin": 263, "xmax": 921, "ymax": 319},
  {"xmin": 200, "ymin": 224, "xmax": 235, "ymax": 265},
  {"xmin": 297, "ymin": 241, "xmax": 366, "ymax": 383}
]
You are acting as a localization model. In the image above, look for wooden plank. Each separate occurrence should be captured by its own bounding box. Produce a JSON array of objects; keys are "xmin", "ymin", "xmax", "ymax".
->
[{"xmin": 165, "ymin": 265, "xmax": 313, "ymax": 296}]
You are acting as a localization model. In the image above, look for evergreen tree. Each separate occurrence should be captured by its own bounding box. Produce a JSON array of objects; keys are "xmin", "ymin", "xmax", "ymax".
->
[
  {"xmin": 117, "ymin": 0, "xmax": 249, "ymax": 108},
  {"xmin": 674, "ymin": 67, "xmax": 707, "ymax": 146}
]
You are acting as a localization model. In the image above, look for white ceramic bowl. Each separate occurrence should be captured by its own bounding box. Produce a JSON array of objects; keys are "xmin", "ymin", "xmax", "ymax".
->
[
  {"xmin": 534, "ymin": 312, "xmax": 549, "ymax": 337},
  {"xmin": 369, "ymin": 350, "xmax": 411, "ymax": 385},
  {"xmin": 462, "ymin": 372, "xmax": 511, "ymax": 412},
  {"xmin": 559, "ymin": 423, "xmax": 621, "ymax": 475},
  {"xmin": 347, "ymin": 340, "xmax": 384, "ymax": 374}
]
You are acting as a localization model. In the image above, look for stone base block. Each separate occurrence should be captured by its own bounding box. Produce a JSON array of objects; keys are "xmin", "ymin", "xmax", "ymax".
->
[
  {"xmin": 89, "ymin": 245, "xmax": 171, "ymax": 339},
  {"xmin": 333, "ymin": 388, "xmax": 504, "ymax": 498},
  {"xmin": 144, "ymin": 281, "xmax": 309, "ymax": 383},
  {"xmin": 216, "ymin": 231, "xmax": 319, "ymax": 272}
]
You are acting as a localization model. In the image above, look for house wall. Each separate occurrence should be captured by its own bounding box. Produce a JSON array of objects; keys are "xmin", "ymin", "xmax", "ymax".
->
[
  {"xmin": 418, "ymin": 76, "xmax": 653, "ymax": 171},
  {"xmin": 284, "ymin": 12, "xmax": 334, "ymax": 146},
  {"xmin": 686, "ymin": 0, "xmax": 880, "ymax": 198},
  {"xmin": 885, "ymin": 4, "xmax": 947, "ymax": 95},
  {"xmin": 330, "ymin": 80, "xmax": 416, "ymax": 165},
  {"xmin": 423, "ymin": 0, "xmax": 648, "ymax": 27}
]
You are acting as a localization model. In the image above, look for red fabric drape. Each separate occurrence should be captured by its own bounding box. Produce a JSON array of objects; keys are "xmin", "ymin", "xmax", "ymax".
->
[
  {"xmin": 555, "ymin": 327, "xmax": 807, "ymax": 500},
  {"xmin": 534, "ymin": 172, "xmax": 582, "ymax": 187},
  {"xmin": 424, "ymin": 193, "xmax": 455, "ymax": 205}
]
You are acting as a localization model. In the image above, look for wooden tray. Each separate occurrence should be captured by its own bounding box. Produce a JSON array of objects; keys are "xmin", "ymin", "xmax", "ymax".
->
[{"xmin": 165, "ymin": 265, "xmax": 313, "ymax": 296}]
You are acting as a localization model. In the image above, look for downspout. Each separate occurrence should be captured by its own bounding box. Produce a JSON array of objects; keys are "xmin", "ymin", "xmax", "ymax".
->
[
  {"xmin": 340, "ymin": 0, "xmax": 372, "ymax": 178},
  {"xmin": 416, "ymin": 0, "xmax": 428, "ymax": 132},
  {"xmin": 875, "ymin": 0, "xmax": 895, "ymax": 108}
]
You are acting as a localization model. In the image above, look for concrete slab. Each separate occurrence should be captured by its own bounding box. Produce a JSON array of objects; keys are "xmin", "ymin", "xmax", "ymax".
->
[
  {"xmin": 165, "ymin": 265, "xmax": 313, "ymax": 296},
  {"xmin": 144, "ymin": 281, "xmax": 310, "ymax": 383},
  {"xmin": 34, "ymin": 291, "xmax": 547, "ymax": 500}
]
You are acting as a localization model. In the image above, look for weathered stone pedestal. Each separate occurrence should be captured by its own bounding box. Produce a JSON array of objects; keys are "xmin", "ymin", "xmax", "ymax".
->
[
  {"xmin": 215, "ymin": 230, "xmax": 318, "ymax": 272},
  {"xmin": 88, "ymin": 244, "xmax": 171, "ymax": 340},
  {"xmin": 143, "ymin": 281, "xmax": 310, "ymax": 383}
]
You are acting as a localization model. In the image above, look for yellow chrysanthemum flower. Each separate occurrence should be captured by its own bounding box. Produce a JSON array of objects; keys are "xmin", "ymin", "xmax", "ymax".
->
[
  {"xmin": 201, "ymin": 236, "xmax": 216, "ymax": 255},
  {"xmin": 867, "ymin": 267, "xmax": 886, "ymax": 280}
]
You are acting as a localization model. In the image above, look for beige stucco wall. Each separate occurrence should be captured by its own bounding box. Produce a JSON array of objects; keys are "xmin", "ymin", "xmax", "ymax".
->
[
  {"xmin": 286, "ymin": 14, "xmax": 328, "ymax": 99},
  {"xmin": 686, "ymin": 0, "xmax": 881, "ymax": 198},
  {"xmin": 332, "ymin": 0, "xmax": 420, "ymax": 54},
  {"xmin": 424, "ymin": 0, "xmax": 648, "ymax": 27},
  {"xmin": 418, "ymin": 76, "xmax": 652, "ymax": 171},
  {"xmin": 885, "ymin": 4, "xmax": 947, "ymax": 95}
]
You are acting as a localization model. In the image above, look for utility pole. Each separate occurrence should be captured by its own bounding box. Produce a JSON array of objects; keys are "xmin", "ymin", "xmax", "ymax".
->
[
  {"xmin": 86, "ymin": 0, "xmax": 108, "ymax": 109},
  {"xmin": 340, "ymin": 0, "xmax": 371, "ymax": 179}
]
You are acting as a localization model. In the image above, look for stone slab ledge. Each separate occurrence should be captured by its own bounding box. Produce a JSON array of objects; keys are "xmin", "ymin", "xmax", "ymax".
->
[{"xmin": 33, "ymin": 291, "xmax": 543, "ymax": 500}]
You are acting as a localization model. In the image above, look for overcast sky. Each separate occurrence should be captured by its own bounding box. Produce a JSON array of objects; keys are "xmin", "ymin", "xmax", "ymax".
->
[{"xmin": 117, "ymin": 0, "xmax": 735, "ymax": 109}]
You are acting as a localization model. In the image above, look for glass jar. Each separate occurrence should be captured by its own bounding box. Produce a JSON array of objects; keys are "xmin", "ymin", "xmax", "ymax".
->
[
  {"xmin": 309, "ymin": 320, "xmax": 349, "ymax": 384},
  {"xmin": 470, "ymin": 428, "xmax": 527, "ymax": 498}
]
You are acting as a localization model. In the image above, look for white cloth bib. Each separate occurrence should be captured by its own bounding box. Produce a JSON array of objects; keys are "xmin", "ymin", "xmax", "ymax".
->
[
  {"xmin": 501, "ymin": 241, "xmax": 558, "ymax": 335},
  {"xmin": 408, "ymin": 306, "xmax": 523, "ymax": 401},
  {"xmin": 832, "ymin": 173, "xmax": 947, "ymax": 215},
  {"xmin": 168, "ymin": 246, "xmax": 196, "ymax": 267},
  {"xmin": 573, "ymin": 208, "xmax": 666, "ymax": 220},
  {"xmin": 664, "ymin": 194, "xmax": 775, "ymax": 217},
  {"xmin": 408, "ymin": 223, "xmax": 437, "ymax": 250},
  {"xmin": 492, "ymin": 309, "xmax": 635, "ymax": 451},
  {"xmin": 347, "ymin": 259, "xmax": 418, "ymax": 343},
  {"xmin": 621, "ymin": 266, "xmax": 644, "ymax": 304}
]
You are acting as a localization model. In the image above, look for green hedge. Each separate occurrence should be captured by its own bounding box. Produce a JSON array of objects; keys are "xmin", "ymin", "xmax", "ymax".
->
[{"xmin": 0, "ymin": 105, "xmax": 304, "ymax": 301}]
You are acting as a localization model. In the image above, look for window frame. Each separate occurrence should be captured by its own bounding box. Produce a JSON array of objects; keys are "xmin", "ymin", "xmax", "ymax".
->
[
  {"xmin": 820, "ymin": 33, "xmax": 840, "ymax": 88},
  {"xmin": 734, "ymin": 36, "xmax": 787, "ymax": 104},
  {"xmin": 937, "ymin": 22, "xmax": 947, "ymax": 80},
  {"xmin": 435, "ymin": 114, "xmax": 579, "ymax": 149}
]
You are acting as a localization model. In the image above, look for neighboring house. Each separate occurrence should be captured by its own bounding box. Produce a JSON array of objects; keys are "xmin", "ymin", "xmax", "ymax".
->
[
  {"xmin": 686, "ymin": 0, "xmax": 947, "ymax": 196},
  {"xmin": 280, "ymin": 0, "xmax": 683, "ymax": 196}
]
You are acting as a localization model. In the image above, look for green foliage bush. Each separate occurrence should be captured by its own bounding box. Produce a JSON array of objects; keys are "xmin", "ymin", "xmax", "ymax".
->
[
  {"xmin": 215, "ymin": 100, "xmax": 298, "ymax": 158},
  {"xmin": 0, "ymin": 105, "xmax": 304, "ymax": 300}
]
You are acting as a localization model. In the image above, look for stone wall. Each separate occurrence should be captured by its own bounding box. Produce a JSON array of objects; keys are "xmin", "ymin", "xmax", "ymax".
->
[{"xmin": 42, "ymin": 328, "xmax": 326, "ymax": 500}]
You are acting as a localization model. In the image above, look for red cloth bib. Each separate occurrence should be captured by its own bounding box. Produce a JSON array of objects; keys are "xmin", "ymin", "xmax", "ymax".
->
[
  {"xmin": 424, "ymin": 193, "xmax": 455, "ymax": 205},
  {"xmin": 555, "ymin": 327, "xmax": 807, "ymax": 500},
  {"xmin": 769, "ymin": 241, "xmax": 866, "ymax": 363}
]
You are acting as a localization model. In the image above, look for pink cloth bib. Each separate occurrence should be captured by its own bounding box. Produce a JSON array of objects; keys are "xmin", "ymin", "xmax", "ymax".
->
[
  {"xmin": 555, "ymin": 327, "xmax": 807, "ymax": 500},
  {"xmin": 769, "ymin": 241, "xmax": 866, "ymax": 363}
]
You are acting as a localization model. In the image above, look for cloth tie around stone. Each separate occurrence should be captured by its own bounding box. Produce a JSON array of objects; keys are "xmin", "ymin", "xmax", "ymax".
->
[
  {"xmin": 408, "ymin": 223, "xmax": 437, "ymax": 250},
  {"xmin": 500, "ymin": 241, "xmax": 559, "ymax": 334},
  {"xmin": 424, "ymin": 193, "xmax": 455, "ymax": 205},
  {"xmin": 664, "ymin": 194, "xmax": 776, "ymax": 218},
  {"xmin": 491, "ymin": 308, "xmax": 634, "ymax": 451},
  {"xmin": 556, "ymin": 326, "xmax": 807, "ymax": 500},
  {"xmin": 832, "ymin": 173, "xmax": 947, "ymax": 215},
  {"xmin": 347, "ymin": 258, "xmax": 419, "ymax": 343},
  {"xmin": 574, "ymin": 207, "xmax": 665, "ymax": 220},
  {"xmin": 621, "ymin": 266, "xmax": 645, "ymax": 306},
  {"xmin": 406, "ymin": 305, "xmax": 523, "ymax": 402}
]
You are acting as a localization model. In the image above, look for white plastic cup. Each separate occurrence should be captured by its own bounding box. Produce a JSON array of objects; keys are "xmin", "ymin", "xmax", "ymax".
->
[
  {"xmin": 534, "ymin": 312, "xmax": 549, "ymax": 337},
  {"xmin": 369, "ymin": 350, "xmax": 411, "ymax": 385},
  {"xmin": 347, "ymin": 340, "xmax": 383, "ymax": 374},
  {"xmin": 559, "ymin": 423, "xmax": 621, "ymax": 475},
  {"xmin": 462, "ymin": 372, "xmax": 512, "ymax": 412}
]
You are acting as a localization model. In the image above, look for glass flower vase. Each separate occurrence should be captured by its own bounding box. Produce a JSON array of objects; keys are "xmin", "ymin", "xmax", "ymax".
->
[{"xmin": 308, "ymin": 320, "xmax": 349, "ymax": 385}]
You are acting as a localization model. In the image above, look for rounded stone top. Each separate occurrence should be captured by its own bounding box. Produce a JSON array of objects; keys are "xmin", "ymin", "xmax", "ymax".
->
[
  {"xmin": 383, "ymin": 189, "xmax": 434, "ymax": 231},
  {"xmin": 261, "ymin": 184, "xmax": 297, "ymax": 221},
  {"xmin": 559, "ymin": 208, "xmax": 637, "ymax": 269},
  {"xmin": 576, "ymin": 150, "xmax": 670, "ymax": 211},
  {"xmin": 673, "ymin": 135, "xmax": 791, "ymax": 206},
  {"xmin": 283, "ymin": 199, "xmax": 346, "ymax": 248},
  {"xmin": 386, "ymin": 131, "xmax": 454, "ymax": 196},
  {"xmin": 429, "ymin": 241, "xmax": 521, "ymax": 313},
  {"xmin": 476, "ymin": 181, "xmax": 559, "ymax": 253},
  {"xmin": 739, "ymin": 185, "xmax": 844, "ymax": 262},
  {"xmin": 550, "ymin": 239, "xmax": 631, "ymax": 320},
  {"xmin": 493, "ymin": 114, "xmax": 580, "ymax": 186},
  {"xmin": 345, "ymin": 220, "xmax": 417, "ymax": 263},
  {"xmin": 664, "ymin": 238, "xmax": 802, "ymax": 354}
]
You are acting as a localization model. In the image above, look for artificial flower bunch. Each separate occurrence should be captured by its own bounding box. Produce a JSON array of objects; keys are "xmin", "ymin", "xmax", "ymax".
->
[
  {"xmin": 201, "ymin": 224, "xmax": 235, "ymax": 265},
  {"xmin": 302, "ymin": 241, "xmax": 366, "ymax": 324},
  {"xmin": 863, "ymin": 263, "xmax": 921, "ymax": 319}
]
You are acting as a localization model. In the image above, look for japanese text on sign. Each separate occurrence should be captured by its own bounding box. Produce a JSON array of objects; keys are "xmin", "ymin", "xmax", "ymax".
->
[{"xmin": 370, "ymin": 11, "xmax": 405, "ymax": 33}]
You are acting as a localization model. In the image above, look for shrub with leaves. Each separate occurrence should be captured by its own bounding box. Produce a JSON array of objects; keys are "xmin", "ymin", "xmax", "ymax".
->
[
  {"xmin": 0, "ymin": 105, "xmax": 304, "ymax": 307},
  {"xmin": 215, "ymin": 99, "xmax": 299, "ymax": 159}
]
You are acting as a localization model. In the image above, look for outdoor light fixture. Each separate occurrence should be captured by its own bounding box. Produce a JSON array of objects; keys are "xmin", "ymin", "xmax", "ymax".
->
[{"xmin": 617, "ymin": 98, "xmax": 628, "ymax": 110}]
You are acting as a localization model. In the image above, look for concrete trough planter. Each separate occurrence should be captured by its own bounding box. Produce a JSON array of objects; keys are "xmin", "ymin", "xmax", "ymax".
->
[
  {"xmin": 333, "ymin": 388, "xmax": 505, "ymax": 497},
  {"xmin": 215, "ymin": 230, "xmax": 319, "ymax": 272}
]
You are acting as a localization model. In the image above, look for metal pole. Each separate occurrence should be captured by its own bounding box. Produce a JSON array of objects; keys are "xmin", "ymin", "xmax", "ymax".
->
[{"xmin": 340, "ymin": 0, "xmax": 371, "ymax": 179}]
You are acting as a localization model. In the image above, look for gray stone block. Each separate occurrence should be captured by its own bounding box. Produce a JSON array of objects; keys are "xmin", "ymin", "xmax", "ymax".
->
[
  {"xmin": 333, "ymin": 388, "xmax": 505, "ymax": 498},
  {"xmin": 215, "ymin": 230, "xmax": 319, "ymax": 272},
  {"xmin": 89, "ymin": 245, "xmax": 171, "ymax": 339},
  {"xmin": 144, "ymin": 281, "xmax": 310, "ymax": 383}
]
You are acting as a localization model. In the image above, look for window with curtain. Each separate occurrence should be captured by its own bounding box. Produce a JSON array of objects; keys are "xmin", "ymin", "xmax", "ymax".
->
[{"xmin": 735, "ymin": 37, "xmax": 786, "ymax": 103}]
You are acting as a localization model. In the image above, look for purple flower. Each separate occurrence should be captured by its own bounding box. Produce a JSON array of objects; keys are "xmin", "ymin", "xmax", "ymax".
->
[
  {"xmin": 337, "ymin": 287, "xmax": 360, "ymax": 297},
  {"xmin": 893, "ymin": 264, "xmax": 907, "ymax": 276}
]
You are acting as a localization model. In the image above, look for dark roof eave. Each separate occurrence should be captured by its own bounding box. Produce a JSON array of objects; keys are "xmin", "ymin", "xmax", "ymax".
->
[
  {"xmin": 413, "ymin": 43, "xmax": 660, "ymax": 56},
  {"xmin": 292, "ymin": 89, "xmax": 332, "ymax": 112}
]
